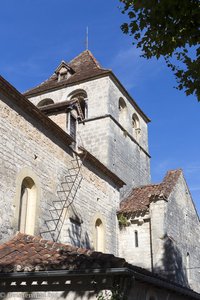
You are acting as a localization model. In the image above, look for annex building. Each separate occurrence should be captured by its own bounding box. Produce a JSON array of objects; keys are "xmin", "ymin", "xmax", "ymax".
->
[{"xmin": 0, "ymin": 50, "xmax": 200, "ymax": 299}]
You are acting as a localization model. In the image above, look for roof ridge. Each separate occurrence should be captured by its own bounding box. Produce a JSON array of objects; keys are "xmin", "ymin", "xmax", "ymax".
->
[
  {"xmin": 87, "ymin": 50, "xmax": 102, "ymax": 69},
  {"xmin": 134, "ymin": 169, "xmax": 182, "ymax": 191},
  {"xmin": 119, "ymin": 169, "xmax": 183, "ymax": 215},
  {"xmin": 161, "ymin": 168, "xmax": 182, "ymax": 198},
  {"xmin": 132, "ymin": 183, "xmax": 161, "ymax": 190}
]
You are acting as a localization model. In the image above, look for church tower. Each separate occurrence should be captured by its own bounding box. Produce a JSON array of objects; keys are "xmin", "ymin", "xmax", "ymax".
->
[{"xmin": 24, "ymin": 50, "xmax": 151, "ymax": 197}]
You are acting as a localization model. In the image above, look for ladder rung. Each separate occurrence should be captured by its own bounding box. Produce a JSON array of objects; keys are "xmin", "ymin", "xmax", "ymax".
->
[
  {"xmin": 41, "ymin": 230, "xmax": 56, "ymax": 233},
  {"xmin": 45, "ymin": 218, "xmax": 59, "ymax": 222}
]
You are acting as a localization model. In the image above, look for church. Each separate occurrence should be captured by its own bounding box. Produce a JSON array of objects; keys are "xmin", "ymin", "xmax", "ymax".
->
[{"xmin": 0, "ymin": 50, "xmax": 200, "ymax": 299}]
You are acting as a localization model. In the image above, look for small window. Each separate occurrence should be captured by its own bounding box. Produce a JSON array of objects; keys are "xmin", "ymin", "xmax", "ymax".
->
[
  {"xmin": 18, "ymin": 177, "xmax": 36, "ymax": 235},
  {"xmin": 95, "ymin": 218, "xmax": 105, "ymax": 252},
  {"xmin": 132, "ymin": 113, "xmax": 141, "ymax": 140},
  {"xmin": 118, "ymin": 97, "xmax": 126, "ymax": 111},
  {"xmin": 37, "ymin": 98, "xmax": 54, "ymax": 107},
  {"xmin": 69, "ymin": 114, "xmax": 77, "ymax": 140},
  {"xmin": 118, "ymin": 98, "xmax": 127, "ymax": 128},
  {"xmin": 135, "ymin": 230, "xmax": 139, "ymax": 247}
]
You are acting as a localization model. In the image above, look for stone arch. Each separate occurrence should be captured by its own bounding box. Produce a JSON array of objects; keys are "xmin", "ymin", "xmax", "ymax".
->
[
  {"xmin": 93, "ymin": 213, "xmax": 106, "ymax": 252},
  {"xmin": 37, "ymin": 98, "xmax": 54, "ymax": 107},
  {"xmin": 95, "ymin": 219, "xmax": 104, "ymax": 252},
  {"xmin": 18, "ymin": 177, "xmax": 36, "ymax": 235},
  {"xmin": 14, "ymin": 168, "xmax": 41, "ymax": 235},
  {"xmin": 132, "ymin": 113, "xmax": 141, "ymax": 140},
  {"xmin": 68, "ymin": 89, "xmax": 88, "ymax": 119}
]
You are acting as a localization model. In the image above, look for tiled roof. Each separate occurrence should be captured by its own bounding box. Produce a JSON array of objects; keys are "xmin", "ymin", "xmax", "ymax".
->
[
  {"xmin": 23, "ymin": 50, "xmax": 150, "ymax": 123},
  {"xmin": 1, "ymin": 233, "xmax": 200, "ymax": 300},
  {"xmin": 24, "ymin": 50, "xmax": 110, "ymax": 96},
  {"xmin": 0, "ymin": 233, "xmax": 127, "ymax": 273},
  {"xmin": 119, "ymin": 169, "xmax": 182, "ymax": 214}
]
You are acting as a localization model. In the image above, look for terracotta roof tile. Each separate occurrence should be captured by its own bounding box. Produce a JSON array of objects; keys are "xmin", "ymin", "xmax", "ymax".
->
[
  {"xmin": 0, "ymin": 233, "xmax": 127, "ymax": 273},
  {"xmin": 24, "ymin": 50, "xmax": 110, "ymax": 96},
  {"xmin": 119, "ymin": 169, "xmax": 182, "ymax": 214},
  {"xmin": 22, "ymin": 51, "xmax": 150, "ymax": 123},
  {"xmin": 0, "ymin": 233, "xmax": 199, "ymax": 299}
]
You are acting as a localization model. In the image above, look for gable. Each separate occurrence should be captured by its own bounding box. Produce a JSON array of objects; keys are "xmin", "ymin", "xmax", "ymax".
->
[{"xmin": 167, "ymin": 172, "xmax": 199, "ymax": 224}]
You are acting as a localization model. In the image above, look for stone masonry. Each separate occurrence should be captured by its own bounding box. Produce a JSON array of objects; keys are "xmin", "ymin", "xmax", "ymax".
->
[
  {"xmin": 0, "ymin": 87, "xmax": 120, "ymax": 255},
  {"xmin": 28, "ymin": 75, "xmax": 151, "ymax": 198}
]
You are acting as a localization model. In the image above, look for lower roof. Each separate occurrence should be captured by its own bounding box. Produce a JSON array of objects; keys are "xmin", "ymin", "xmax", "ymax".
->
[
  {"xmin": 0, "ymin": 233, "xmax": 199, "ymax": 299},
  {"xmin": 119, "ymin": 169, "xmax": 182, "ymax": 214}
]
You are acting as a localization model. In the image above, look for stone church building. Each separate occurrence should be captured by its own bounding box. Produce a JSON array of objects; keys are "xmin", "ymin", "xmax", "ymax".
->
[{"xmin": 0, "ymin": 50, "xmax": 200, "ymax": 299}]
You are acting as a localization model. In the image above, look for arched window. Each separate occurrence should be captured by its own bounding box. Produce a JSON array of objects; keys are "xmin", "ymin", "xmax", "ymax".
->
[
  {"xmin": 18, "ymin": 177, "xmax": 37, "ymax": 235},
  {"xmin": 37, "ymin": 98, "xmax": 54, "ymax": 107},
  {"xmin": 132, "ymin": 113, "xmax": 141, "ymax": 140},
  {"xmin": 118, "ymin": 98, "xmax": 127, "ymax": 127},
  {"xmin": 95, "ymin": 218, "xmax": 105, "ymax": 252},
  {"xmin": 70, "ymin": 90, "xmax": 88, "ymax": 119}
]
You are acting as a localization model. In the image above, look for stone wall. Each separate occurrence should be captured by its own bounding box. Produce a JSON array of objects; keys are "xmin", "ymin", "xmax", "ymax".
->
[
  {"xmin": 78, "ymin": 116, "xmax": 150, "ymax": 198},
  {"xmin": 28, "ymin": 77, "xmax": 110, "ymax": 119},
  {"xmin": 0, "ymin": 91, "xmax": 119, "ymax": 255},
  {"xmin": 164, "ymin": 174, "xmax": 200, "ymax": 292},
  {"xmin": 119, "ymin": 217, "xmax": 152, "ymax": 270},
  {"xmin": 148, "ymin": 174, "xmax": 200, "ymax": 293},
  {"xmin": 108, "ymin": 78, "xmax": 149, "ymax": 152},
  {"xmin": 28, "ymin": 75, "xmax": 151, "ymax": 197}
]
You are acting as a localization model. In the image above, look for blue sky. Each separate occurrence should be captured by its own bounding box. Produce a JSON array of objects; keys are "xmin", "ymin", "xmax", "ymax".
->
[{"xmin": 1, "ymin": 0, "xmax": 200, "ymax": 214}]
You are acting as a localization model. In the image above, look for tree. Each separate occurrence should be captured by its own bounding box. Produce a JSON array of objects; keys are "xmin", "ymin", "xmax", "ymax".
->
[{"xmin": 119, "ymin": 0, "xmax": 200, "ymax": 101}]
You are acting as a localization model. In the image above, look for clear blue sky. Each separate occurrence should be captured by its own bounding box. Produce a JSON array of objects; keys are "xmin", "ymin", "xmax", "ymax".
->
[{"xmin": 1, "ymin": 0, "xmax": 200, "ymax": 214}]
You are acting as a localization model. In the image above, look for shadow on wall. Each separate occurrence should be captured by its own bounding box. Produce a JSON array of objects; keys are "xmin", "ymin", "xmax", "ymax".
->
[
  {"xmin": 154, "ymin": 234, "xmax": 189, "ymax": 288},
  {"xmin": 67, "ymin": 220, "xmax": 91, "ymax": 249},
  {"xmin": 40, "ymin": 156, "xmax": 83, "ymax": 242}
]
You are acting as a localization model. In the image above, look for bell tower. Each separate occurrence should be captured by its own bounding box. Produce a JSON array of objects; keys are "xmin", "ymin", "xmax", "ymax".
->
[{"xmin": 25, "ymin": 50, "xmax": 151, "ymax": 197}]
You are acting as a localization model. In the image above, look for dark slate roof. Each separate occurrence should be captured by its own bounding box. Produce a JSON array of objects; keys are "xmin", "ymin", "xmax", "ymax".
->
[
  {"xmin": 24, "ymin": 50, "xmax": 110, "ymax": 96},
  {"xmin": 0, "ymin": 233, "xmax": 126, "ymax": 273},
  {"xmin": 119, "ymin": 169, "xmax": 182, "ymax": 214}
]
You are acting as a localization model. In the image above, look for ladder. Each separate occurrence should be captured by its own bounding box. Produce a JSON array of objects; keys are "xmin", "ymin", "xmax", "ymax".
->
[{"xmin": 40, "ymin": 154, "xmax": 85, "ymax": 242}]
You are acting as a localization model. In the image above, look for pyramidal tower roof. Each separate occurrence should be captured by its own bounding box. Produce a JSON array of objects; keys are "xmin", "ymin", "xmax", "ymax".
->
[
  {"xmin": 24, "ymin": 50, "xmax": 150, "ymax": 122},
  {"xmin": 24, "ymin": 50, "xmax": 110, "ymax": 96}
]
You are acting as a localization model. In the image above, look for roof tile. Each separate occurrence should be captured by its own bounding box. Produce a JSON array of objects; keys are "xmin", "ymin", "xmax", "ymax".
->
[
  {"xmin": 0, "ymin": 233, "xmax": 127, "ymax": 273},
  {"xmin": 24, "ymin": 50, "xmax": 110, "ymax": 96},
  {"xmin": 119, "ymin": 169, "xmax": 182, "ymax": 214}
]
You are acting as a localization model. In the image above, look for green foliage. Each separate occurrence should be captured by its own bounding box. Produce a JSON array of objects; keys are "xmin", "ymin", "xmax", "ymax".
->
[
  {"xmin": 117, "ymin": 213, "xmax": 129, "ymax": 228},
  {"xmin": 119, "ymin": 0, "xmax": 200, "ymax": 101}
]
